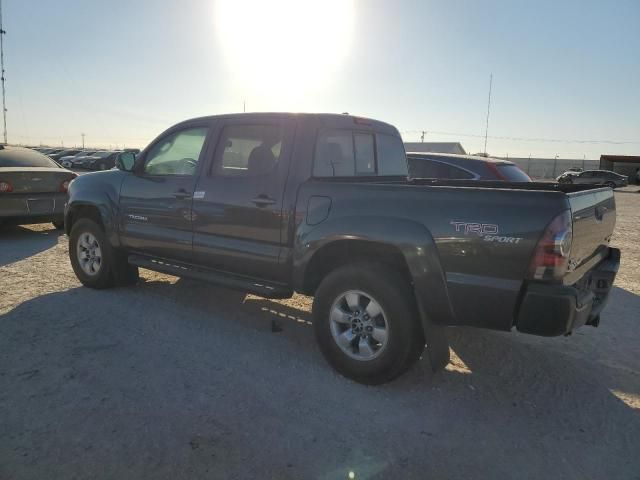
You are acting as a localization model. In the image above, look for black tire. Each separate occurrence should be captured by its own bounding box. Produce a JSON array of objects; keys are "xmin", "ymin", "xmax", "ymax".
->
[
  {"xmin": 52, "ymin": 220, "xmax": 65, "ymax": 230},
  {"xmin": 69, "ymin": 218, "xmax": 139, "ymax": 289},
  {"xmin": 313, "ymin": 263, "xmax": 424, "ymax": 385},
  {"xmin": 605, "ymin": 181, "xmax": 615, "ymax": 189}
]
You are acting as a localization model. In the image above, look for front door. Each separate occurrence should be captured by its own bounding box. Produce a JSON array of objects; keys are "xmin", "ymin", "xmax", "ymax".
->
[
  {"xmin": 119, "ymin": 125, "xmax": 210, "ymax": 262},
  {"xmin": 191, "ymin": 118, "xmax": 295, "ymax": 281}
]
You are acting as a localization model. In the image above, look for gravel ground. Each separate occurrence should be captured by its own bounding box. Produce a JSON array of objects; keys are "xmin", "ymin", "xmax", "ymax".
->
[{"xmin": 1, "ymin": 192, "xmax": 639, "ymax": 480}]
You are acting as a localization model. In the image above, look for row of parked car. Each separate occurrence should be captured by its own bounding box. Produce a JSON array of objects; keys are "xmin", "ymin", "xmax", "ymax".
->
[{"xmin": 29, "ymin": 147, "xmax": 140, "ymax": 171}]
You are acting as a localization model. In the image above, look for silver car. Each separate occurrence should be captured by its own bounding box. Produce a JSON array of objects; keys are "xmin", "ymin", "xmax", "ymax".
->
[
  {"xmin": 0, "ymin": 146, "xmax": 77, "ymax": 229},
  {"xmin": 557, "ymin": 169, "xmax": 628, "ymax": 188}
]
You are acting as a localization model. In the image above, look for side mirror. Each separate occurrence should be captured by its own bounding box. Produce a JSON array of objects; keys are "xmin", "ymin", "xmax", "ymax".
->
[{"xmin": 117, "ymin": 152, "xmax": 136, "ymax": 172}]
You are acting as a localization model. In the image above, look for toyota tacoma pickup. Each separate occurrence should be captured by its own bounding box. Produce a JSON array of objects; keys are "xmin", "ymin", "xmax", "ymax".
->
[{"xmin": 64, "ymin": 113, "xmax": 620, "ymax": 384}]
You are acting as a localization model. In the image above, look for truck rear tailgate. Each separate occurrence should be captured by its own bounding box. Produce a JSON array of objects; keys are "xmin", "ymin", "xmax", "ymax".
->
[{"xmin": 566, "ymin": 187, "xmax": 616, "ymax": 282}]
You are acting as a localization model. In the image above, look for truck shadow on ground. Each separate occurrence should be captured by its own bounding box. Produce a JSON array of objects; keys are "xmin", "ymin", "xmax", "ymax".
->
[
  {"xmin": 0, "ymin": 224, "xmax": 62, "ymax": 267},
  {"xmin": 137, "ymin": 275, "xmax": 640, "ymax": 400},
  {"xmin": 2, "ymin": 279, "xmax": 639, "ymax": 478}
]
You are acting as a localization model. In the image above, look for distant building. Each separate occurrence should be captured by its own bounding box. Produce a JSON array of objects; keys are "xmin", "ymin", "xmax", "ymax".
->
[
  {"xmin": 600, "ymin": 155, "xmax": 640, "ymax": 182},
  {"xmin": 404, "ymin": 142, "xmax": 466, "ymax": 155}
]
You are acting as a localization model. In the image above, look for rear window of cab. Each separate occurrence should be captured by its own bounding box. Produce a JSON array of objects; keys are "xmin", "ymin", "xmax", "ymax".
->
[{"xmin": 313, "ymin": 130, "xmax": 408, "ymax": 177}]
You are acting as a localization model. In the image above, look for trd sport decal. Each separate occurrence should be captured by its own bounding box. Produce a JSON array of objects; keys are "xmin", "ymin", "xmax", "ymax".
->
[{"xmin": 450, "ymin": 221, "xmax": 523, "ymax": 244}]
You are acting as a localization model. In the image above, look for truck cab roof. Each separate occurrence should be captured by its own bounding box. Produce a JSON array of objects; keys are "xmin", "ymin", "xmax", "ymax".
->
[{"xmin": 172, "ymin": 112, "xmax": 401, "ymax": 136}]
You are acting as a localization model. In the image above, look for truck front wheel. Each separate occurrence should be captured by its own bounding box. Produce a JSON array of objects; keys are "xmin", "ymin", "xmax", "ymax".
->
[
  {"xmin": 69, "ymin": 218, "xmax": 138, "ymax": 289},
  {"xmin": 313, "ymin": 263, "xmax": 424, "ymax": 384}
]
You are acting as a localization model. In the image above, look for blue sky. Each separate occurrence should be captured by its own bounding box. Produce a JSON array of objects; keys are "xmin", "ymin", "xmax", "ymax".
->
[{"xmin": 5, "ymin": 0, "xmax": 640, "ymax": 158}]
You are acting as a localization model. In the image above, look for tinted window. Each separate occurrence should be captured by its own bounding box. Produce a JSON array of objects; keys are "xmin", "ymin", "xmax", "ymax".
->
[
  {"xmin": 144, "ymin": 127, "xmax": 208, "ymax": 176},
  {"xmin": 408, "ymin": 158, "xmax": 474, "ymax": 180},
  {"xmin": 215, "ymin": 125, "xmax": 284, "ymax": 176},
  {"xmin": 496, "ymin": 164, "xmax": 531, "ymax": 181},
  {"xmin": 314, "ymin": 130, "xmax": 355, "ymax": 177},
  {"xmin": 354, "ymin": 133, "xmax": 375, "ymax": 175},
  {"xmin": 377, "ymin": 134, "xmax": 408, "ymax": 176},
  {"xmin": 0, "ymin": 151, "xmax": 60, "ymax": 168}
]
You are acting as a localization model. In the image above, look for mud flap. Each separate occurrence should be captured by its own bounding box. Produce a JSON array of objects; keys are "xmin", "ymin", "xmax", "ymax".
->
[{"xmin": 425, "ymin": 322, "xmax": 450, "ymax": 372}]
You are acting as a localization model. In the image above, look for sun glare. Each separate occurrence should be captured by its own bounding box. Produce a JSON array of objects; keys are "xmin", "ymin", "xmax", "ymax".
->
[{"xmin": 214, "ymin": 0, "xmax": 354, "ymax": 102}]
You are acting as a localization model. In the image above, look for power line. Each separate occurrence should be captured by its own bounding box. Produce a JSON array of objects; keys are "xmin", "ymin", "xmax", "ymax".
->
[{"xmin": 401, "ymin": 129, "xmax": 640, "ymax": 145}]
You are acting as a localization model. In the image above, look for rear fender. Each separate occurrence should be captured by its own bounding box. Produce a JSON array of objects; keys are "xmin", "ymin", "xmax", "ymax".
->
[{"xmin": 294, "ymin": 216, "xmax": 456, "ymax": 330}]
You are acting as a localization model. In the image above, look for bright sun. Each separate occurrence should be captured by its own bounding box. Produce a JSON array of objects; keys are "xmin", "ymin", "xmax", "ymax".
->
[{"xmin": 214, "ymin": 0, "xmax": 355, "ymax": 102}]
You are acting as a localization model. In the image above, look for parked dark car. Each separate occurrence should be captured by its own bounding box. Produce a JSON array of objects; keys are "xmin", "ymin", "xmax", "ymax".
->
[
  {"xmin": 39, "ymin": 148, "xmax": 65, "ymax": 156},
  {"xmin": 407, "ymin": 152, "xmax": 532, "ymax": 181},
  {"xmin": 557, "ymin": 169, "xmax": 628, "ymax": 188},
  {"xmin": 0, "ymin": 145, "xmax": 77, "ymax": 228},
  {"xmin": 49, "ymin": 149, "xmax": 84, "ymax": 163},
  {"xmin": 65, "ymin": 113, "xmax": 619, "ymax": 384},
  {"xmin": 60, "ymin": 150, "xmax": 97, "ymax": 168},
  {"xmin": 76, "ymin": 151, "xmax": 122, "ymax": 170}
]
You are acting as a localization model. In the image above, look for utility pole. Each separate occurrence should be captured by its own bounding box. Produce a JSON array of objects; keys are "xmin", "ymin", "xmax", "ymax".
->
[
  {"xmin": 0, "ymin": 0, "xmax": 7, "ymax": 144},
  {"xmin": 483, "ymin": 73, "xmax": 492, "ymax": 156},
  {"xmin": 81, "ymin": 133, "xmax": 85, "ymax": 149},
  {"xmin": 420, "ymin": 130, "xmax": 426, "ymax": 143},
  {"xmin": 243, "ymin": 99, "xmax": 246, "ymax": 113}
]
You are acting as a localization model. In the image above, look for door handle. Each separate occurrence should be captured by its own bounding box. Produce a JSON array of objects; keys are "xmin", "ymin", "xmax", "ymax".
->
[
  {"xmin": 173, "ymin": 189, "xmax": 192, "ymax": 199},
  {"xmin": 251, "ymin": 195, "xmax": 276, "ymax": 207}
]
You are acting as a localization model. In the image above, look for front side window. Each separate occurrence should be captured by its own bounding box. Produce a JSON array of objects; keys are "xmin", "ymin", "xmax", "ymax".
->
[
  {"xmin": 214, "ymin": 125, "xmax": 284, "ymax": 176},
  {"xmin": 144, "ymin": 127, "xmax": 208, "ymax": 176}
]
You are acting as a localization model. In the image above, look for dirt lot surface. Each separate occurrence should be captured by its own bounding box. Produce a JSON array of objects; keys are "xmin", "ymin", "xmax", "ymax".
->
[{"xmin": 1, "ymin": 192, "xmax": 639, "ymax": 480}]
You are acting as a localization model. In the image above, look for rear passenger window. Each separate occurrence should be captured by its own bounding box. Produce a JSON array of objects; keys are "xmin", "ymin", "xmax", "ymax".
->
[
  {"xmin": 214, "ymin": 125, "xmax": 284, "ymax": 176},
  {"xmin": 408, "ymin": 159, "xmax": 474, "ymax": 180},
  {"xmin": 314, "ymin": 130, "xmax": 355, "ymax": 177}
]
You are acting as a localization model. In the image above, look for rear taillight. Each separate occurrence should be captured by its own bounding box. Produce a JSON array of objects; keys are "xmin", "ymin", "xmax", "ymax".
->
[
  {"xmin": 528, "ymin": 210, "xmax": 573, "ymax": 281},
  {"xmin": 60, "ymin": 179, "xmax": 71, "ymax": 193},
  {"xmin": 0, "ymin": 181, "xmax": 13, "ymax": 193}
]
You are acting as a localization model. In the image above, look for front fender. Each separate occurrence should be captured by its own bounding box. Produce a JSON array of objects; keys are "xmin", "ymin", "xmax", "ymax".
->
[
  {"xmin": 294, "ymin": 216, "xmax": 456, "ymax": 328},
  {"xmin": 65, "ymin": 171, "xmax": 126, "ymax": 247}
]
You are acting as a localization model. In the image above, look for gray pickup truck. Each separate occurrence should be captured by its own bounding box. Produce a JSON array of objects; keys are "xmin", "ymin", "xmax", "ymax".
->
[{"xmin": 64, "ymin": 113, "xmax": 620, "ymax": 384}]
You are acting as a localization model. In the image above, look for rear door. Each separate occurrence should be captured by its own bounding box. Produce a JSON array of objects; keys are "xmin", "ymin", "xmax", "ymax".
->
[
  {"xmin": 118, "ymin": 124, "xmax": 211, "ymax": 262},
  {"xmin": 575, "ymin": 171, "xmax": 597, "ymax": 185},
  {"xmin": 191, "ymin": 116, "xmax": 295, "ymax": 281}
]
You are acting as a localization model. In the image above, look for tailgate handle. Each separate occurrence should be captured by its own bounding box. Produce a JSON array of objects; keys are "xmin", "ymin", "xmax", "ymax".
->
[
  {"xmin": 595, "ymin": 205, "xmax": 607, "ymax": 221},
  {"xmin": 251, "ymin": 195, "xmax": 275, "ymax": 207}
]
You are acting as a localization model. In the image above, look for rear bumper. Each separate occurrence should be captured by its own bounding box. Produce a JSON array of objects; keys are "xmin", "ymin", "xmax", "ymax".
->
[
  {"xmin": 515, "ymin": 247, "xmax": 620, "ymax": 336},
  {"xmin": 0, "ymin": 193, "xmax": 66, "ymax": 224}
]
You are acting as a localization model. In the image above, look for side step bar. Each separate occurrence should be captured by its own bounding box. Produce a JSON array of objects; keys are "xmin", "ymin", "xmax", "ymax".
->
[{"xmin": 128, "ymin": 254, "xmax": 293, "ymax": 299}]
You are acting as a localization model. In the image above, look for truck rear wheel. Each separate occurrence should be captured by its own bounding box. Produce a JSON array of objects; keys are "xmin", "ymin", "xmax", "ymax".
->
[
  {"xmin": 313, "ymin": 263, "xmax": 424, "ymax": 384},
  {"xmin": 69, "ymin": 218, "xmax": 138, "ymax": 289}
]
